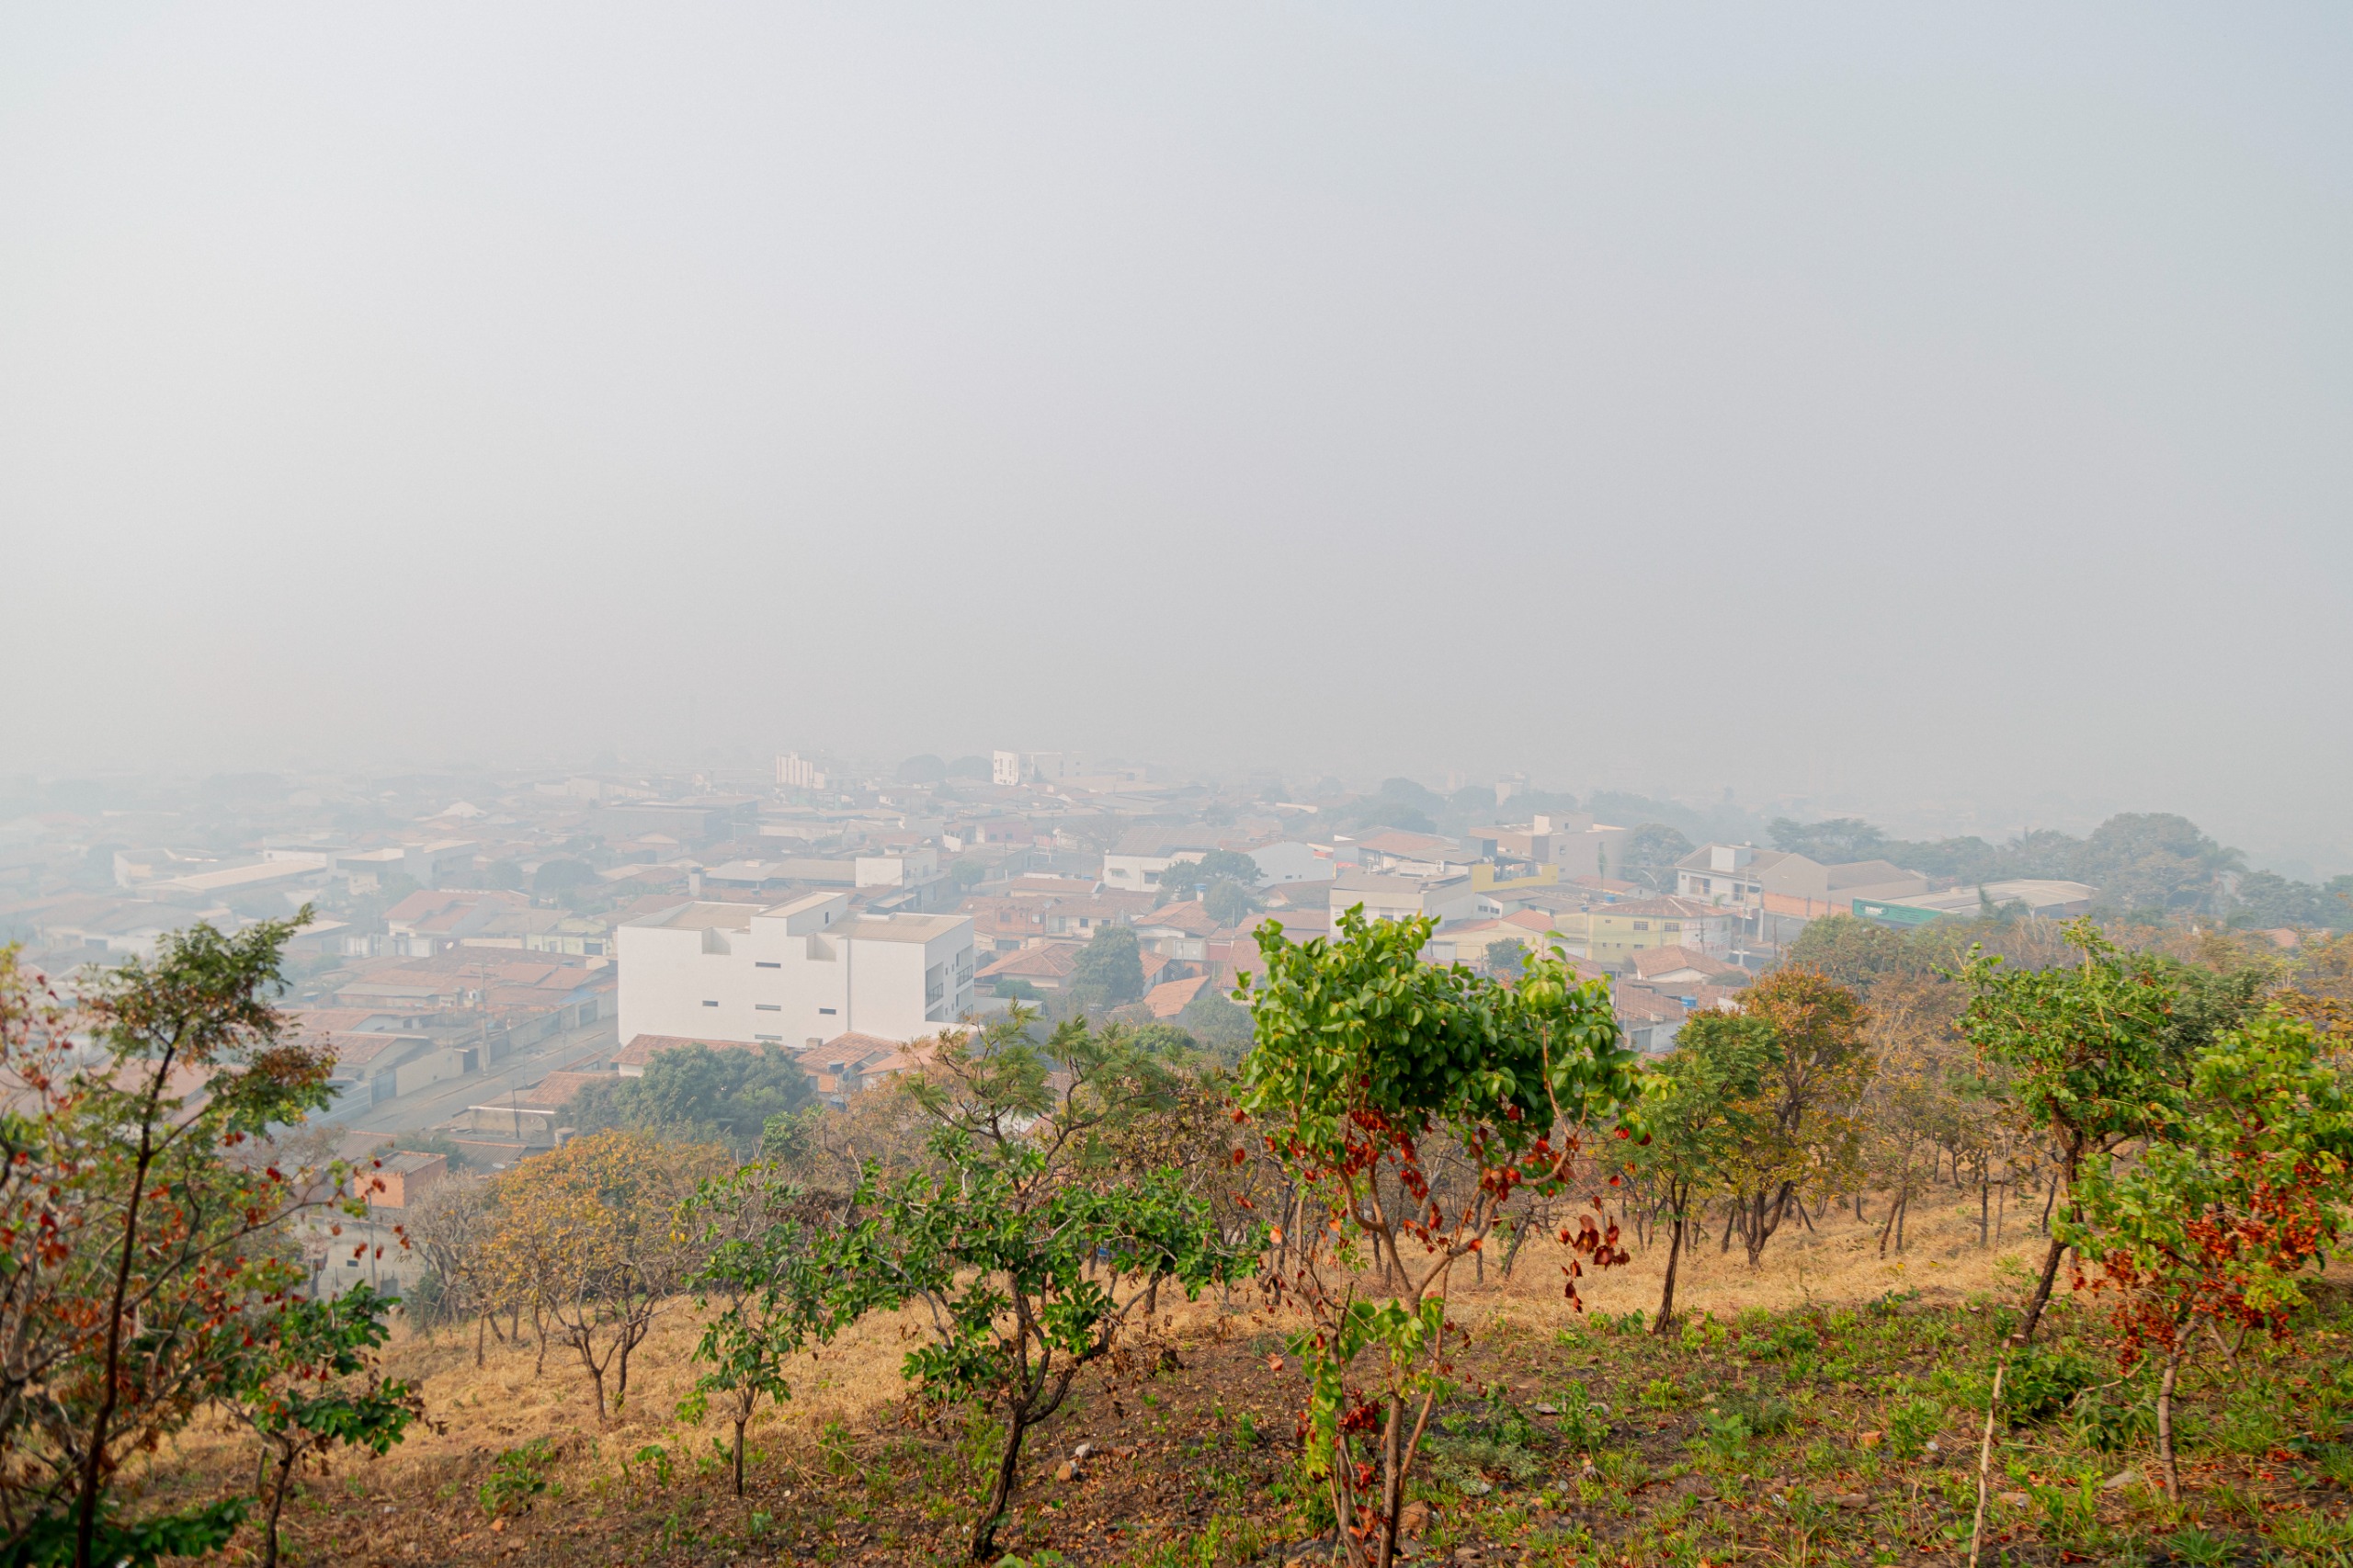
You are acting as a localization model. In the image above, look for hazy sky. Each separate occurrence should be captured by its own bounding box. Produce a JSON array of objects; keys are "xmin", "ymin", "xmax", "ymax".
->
[{"xmin": 4, "ymin": 6, "xmax": 2348, "ymax": 864}]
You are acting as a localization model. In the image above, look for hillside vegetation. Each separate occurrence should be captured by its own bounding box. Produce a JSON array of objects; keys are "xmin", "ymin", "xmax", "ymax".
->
[{"xmin": 6, "ymin": 914, "xmax": 2352, "ymax": 1568}]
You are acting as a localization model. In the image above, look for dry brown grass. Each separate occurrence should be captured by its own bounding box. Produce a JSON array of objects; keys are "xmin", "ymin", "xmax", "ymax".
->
[{"xmin": 136, "ymin": 1186, "xmax": 2347, "ymax": 1563}]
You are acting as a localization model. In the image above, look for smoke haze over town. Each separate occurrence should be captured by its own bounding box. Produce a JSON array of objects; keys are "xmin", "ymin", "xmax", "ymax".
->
[{"xmin": 4, "ymin": 5, "xmax": 2349, "ymax": 877}]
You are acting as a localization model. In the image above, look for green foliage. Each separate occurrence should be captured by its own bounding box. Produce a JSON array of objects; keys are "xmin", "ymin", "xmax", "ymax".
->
[
  {"xmin": 2063, "ymin": 1009, "xmax": 2353, "ymax": 1357},
  {"xmin": 993, "ymin": 976, "xmax": 1040, "ymax": 1001},
  {"xmin": 1201, "ymin": 879, "xmax": 1257, "ymax": 928},
  {"xmin": 0, "ymin": 921, "xmax": 352, "ymax": 1566},
  {"xmin": 1784, "ymin": 915, "xmax": 1924, "ymax": 995},
  {"xmin": 1070, "ymin": 924, "xmax": 1146, "ymax": 1007},
  {"xmin": 1999, "ymin": 1343, "xmax": 2105, "ymax": 1424},
  {"xmin": 531, "ymin": 858, "xmax": 597, "ymax": 894},
  {"xmin": 566, "ymin": 1043, "xmax": 813, "ymax": 1151},
  {"xmin": 479, "ymin": 1437, "xmax": 557, "ymax": 1517},
  {"xmin": 682, "ymin": 1162, "xmax": 840, "ymax": 1493},
  {"xmin": 1236, "ymin": 908, "xmax": 1636, "ymax": 1562},
  {"xmin": 1165, "ymin": 991, "xmax": 1255, "ymax": 1065},
  {"xmin": 1769, "ymin": 817, "xmax": 1889, "ymax": 863},
  {"xmin": 813, "ymin": 1013, "xmax": 1250, "ymax": 1559},
  {"xmin": 1618, "ymin": 824, "xmax": 1693, "ymax": 892},
  {"xmin": 1162, "ymin": 850, "xmax": 1260, "ymax": 895},
  {"xmin": 1885, "ymin": 1397, "xmax": 1945, "ymax": 1460},
  {"xmin": 227, "ymin": 1284, "xmax": 426, "ymax": 1566}
]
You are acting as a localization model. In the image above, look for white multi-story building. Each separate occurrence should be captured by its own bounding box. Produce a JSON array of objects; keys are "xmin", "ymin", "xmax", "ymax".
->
[
  {"xmin": 992, "ymin": 750, "xmax": 1086, "ymax": 788},
  {"xmin": 616, "ymin": 892, "xmax": 975, "ymax": 1049},
  {"xmin": 776, "ymin": 753, "xmax": 829, "ymax": 790}
]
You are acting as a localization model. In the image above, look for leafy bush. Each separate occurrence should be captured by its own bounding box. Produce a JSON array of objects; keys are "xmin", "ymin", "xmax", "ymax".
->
[
  {"xmin": 479, "ymin": 1437, "xmax": 556, "ymax": 1517},
  {"xmin": 1887, "ymin": 1397, "xmax": 1945, "ymax": 1460},
  {"xmin": 2002, "ymin": 1344, "xmax": 2105, "ymax": 1424},
  {"xmin": 1719, "ymin": 1393, "xmax": 1798, "ymax": 1437}
]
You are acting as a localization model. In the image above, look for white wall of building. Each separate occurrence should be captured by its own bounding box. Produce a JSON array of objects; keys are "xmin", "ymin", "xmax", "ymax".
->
[{"xmin": 618, "ymin": 893, "xmax": 977, "ymax": 1048}]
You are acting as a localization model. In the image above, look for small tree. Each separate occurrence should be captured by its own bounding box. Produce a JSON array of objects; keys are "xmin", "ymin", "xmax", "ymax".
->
[
  {"xmin": 1713, "ymin": 965, "xmax": 1873, "ymax": 1268},
  {"xmin": 1069, "ymin": 925, "xmax": 1145, "ymax": 1007},
  {"xmin": 1960, "ymin": 923, "xmax": 2200, "ymax": 1340},
  {"xmin": 2061, "ymin": 1009, "xmax": 2353, "ymax": 1500},
  {"xmin": 1622, "ymin": 1013, "xmax": 1773, "ymax": 1330},
  {"xmin": 819, "ymin": 1014, "xmax": 1249, "ymax": 1561},
  {"xmin": 486, "ymin": 1130, "xmax": 722, "ymax": 1422},
  {"xmin": 0, "ymin": 925, "xmax": 353, "ymax": 1568},
  {"xmin": 1236, "ymin": 912, "xmax": 1639, "ymax": 1568},
  {"xmin": 225, "ymin": 1284, "xmax": 429, "ymax": 1568},
  {"xmin": 1202, "ymin": 878, "xmax": 1258, "ymax": 928},
  {"xmin": 403, "ymin": 1174, "xmax": 497, "ymax": 1365},
  {"xmin": 681, "ymin": 1163, "xmax": 836, "ymax": 1495}
]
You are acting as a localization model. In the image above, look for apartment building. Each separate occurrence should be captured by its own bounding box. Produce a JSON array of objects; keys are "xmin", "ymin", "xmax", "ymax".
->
[{"xmin": 616, "ymin": 892, "xmax": 976, "ymax": 1049}]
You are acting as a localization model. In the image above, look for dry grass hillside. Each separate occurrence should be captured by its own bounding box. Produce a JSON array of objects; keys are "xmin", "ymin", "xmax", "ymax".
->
[{"xmin": 125, "ymin": 1186, "xmax": 2353, "ymax": 1567}]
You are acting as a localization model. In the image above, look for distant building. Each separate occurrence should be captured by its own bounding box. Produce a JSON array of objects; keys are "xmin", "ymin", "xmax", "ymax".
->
[
  {"xmin": 776, "ymin": 753, "xmax": 830, "ymax": 790},
  {"xmin": 1329, "ymin": 869, "xmax": 1483, "ymax": 928},
  {"xmin": 1853, "ymin": 880, "xmax": 2098, "ymax": 926},
  {"xmin": 1101, "ymin": 828, "xmax": 1218, "ymax": 894},
  {"xmin": 993, "ymin": 750, "xmax": 1086, "ymax": 788},
  {"xmin": 616, "ymin": 892, "xmax": 976, "ymax": 1049}
]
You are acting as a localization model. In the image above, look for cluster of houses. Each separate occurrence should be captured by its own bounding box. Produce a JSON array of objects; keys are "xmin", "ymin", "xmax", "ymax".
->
[{"xmin": 0, "ymin": 753, "xmax": 2100, "ymax": 1204}]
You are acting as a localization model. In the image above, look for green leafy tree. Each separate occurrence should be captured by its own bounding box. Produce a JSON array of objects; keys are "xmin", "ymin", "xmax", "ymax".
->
[
  {"xmin": 1713, "ymin": 965, "xmax": 1875, "ymax": 1269},
  {"xmin": 1202, "ymin": 878, "xmax": 1258, "ymax": 927},
  {"xmin": 818, "ymin": 1013, "xmax": 1250, "ymax": 1560},
  {"xmin": 1619, "ymin": 824, "xmax": 1693, "ymax": 892},
  {"xmin": 950, "ymin": 858, "xmax": 988, "ymax": 890},
  {"xmin": 1622, "ymin": 1015, "xmax": 1774, "ymax": 1330},
  {"xmin": 1958, "ymin": 922, "xmax": 2258, "ymax": 1341},
  {"xmin": 567, "ymin": 1043, "xmax": 812, "ymax": 1151},
  {"xmin": 1236, "ymin": 911, "xmax": 1639, "ymax": 1568},
  {"xmin": 1784, "ymin": 914, "xmax": 1923, "ymax": 995},
  {"xmin": 530, "ymin": 858, "xmax": 596, "ymax": 896},
  {"xmin": 2060, "ymin": 1010, "xmax": 2353, "ymax": 1499},
  {"xmin": 681, "ymin": 1165, "xmax": 838, "ymax": 1494},
  {"xmin": 1769, "ymin": 817, "xmax": 1891, "ymax": 863},
  {"xmin": 225, "ymin": 1285, "xmax": 428, "ymax": 1568},
  {"xmin": 1068, "ymin": 923, "xmax": 1144, "ymax": 1008},
  {"xmin": 2076, "ymin": 812, "xmax": 2243, "ymax": 917},
  {"xmin": 1484, "ymin": 937, "xmax": 1529, "ymax": 980},
  {"xmin": 0, "ymin": 923, "xmax": 353, "ymax": 1568}
]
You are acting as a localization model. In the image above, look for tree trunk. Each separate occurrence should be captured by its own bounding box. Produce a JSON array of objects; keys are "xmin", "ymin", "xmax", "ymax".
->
[
  {"xmin": 733, "ymin": 1418, "xmax": 747, "ymax": 1496},
  {"xmin": 1652, "ymin": 1215, "xmax": 1687, "ymax": 1335},
  {"xmin": 260, "ymin": 1449, "xmax": 295, "ymax": 1568},
  {"xmin": 475, "ymin": 1311, "xmax": 488, "ymax": 1369},
  {"xmin": 532, "ymin": 1304, "xmax": 548, "ymax": 1375},
  {"xmin": 2156, "ymin": 1346, "xmax": 2185, "ymax": 1503},
  {"xmin": 1375, "ymin": 1392, "xmax": 1404, "ymax": 1568},
  {"xmin": 2017, "ymin": 1234, "xmax": 2067, "ymax": 1344},
  {"xmin": 75, "ymin": 1112, "xmax": 163, "ymax": 1568},
  {"xmin": 1977, "ymin": 1172, "xmax": 1990, "ymax": 1249},
  {"xmin": 972, "ymin": 1409, "xmax": 1029, "ymax": 1561}
]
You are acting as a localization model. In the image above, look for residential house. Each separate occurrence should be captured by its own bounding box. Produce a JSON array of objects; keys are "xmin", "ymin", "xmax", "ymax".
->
[
  {"xmin": 1627, "ymin": 944, "xmax": 1749, "ymax": 990},
  {"xmin": 1329, "ymin": 869, "xmax": 1483, "ymax": 929},
  {"xmin": 1336, "ymin": 831, "xmax": 1476, "ymax": 877},
  {"xmin": 977, "ymin": 942, "xmax": 1081, "ymax": 993},
  {"xmin": 1144, "ymin": 976, "xmax": 1210, "ymax": 1020},
  {"xmin": 1101, "ymin": 828, "xmax": 1218, "ymax": 895}
]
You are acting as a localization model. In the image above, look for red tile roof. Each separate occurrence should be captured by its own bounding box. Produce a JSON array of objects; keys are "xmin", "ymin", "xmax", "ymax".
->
[{"xmin": 1144, "ymin": 976, "xmax": 1209, "ymax": 1019}]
